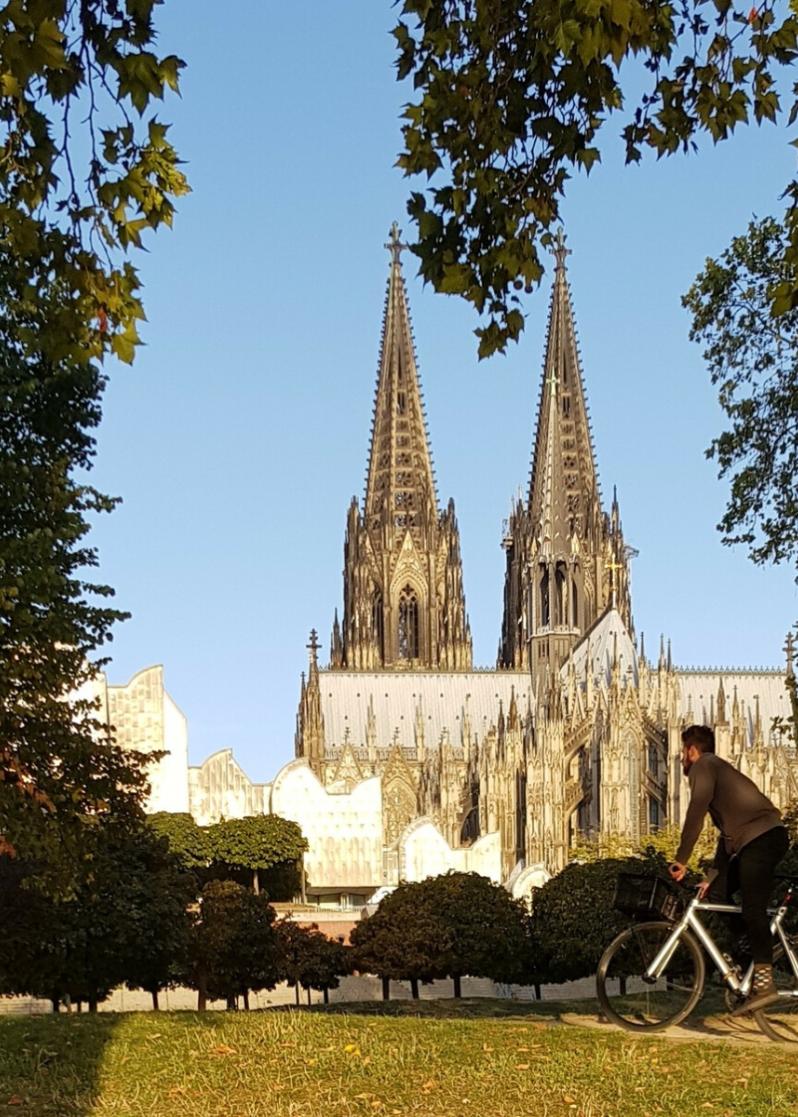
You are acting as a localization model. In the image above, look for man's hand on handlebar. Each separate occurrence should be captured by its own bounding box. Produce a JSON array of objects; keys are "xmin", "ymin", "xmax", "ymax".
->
[{"xmin": 669, "ymin": 861, "xmax": 687, "ymax": 883}]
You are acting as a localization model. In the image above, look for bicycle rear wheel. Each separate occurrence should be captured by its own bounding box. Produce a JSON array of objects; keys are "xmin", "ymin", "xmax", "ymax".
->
[{"xmin": 596, "ymin": 921, "xmax": 705, "ymax": 1032}]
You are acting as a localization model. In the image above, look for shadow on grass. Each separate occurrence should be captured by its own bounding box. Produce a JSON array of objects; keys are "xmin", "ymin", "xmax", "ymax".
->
[{"xmin": 0, "ymin": 1013, "xmax": 123, "ymax": 1116}]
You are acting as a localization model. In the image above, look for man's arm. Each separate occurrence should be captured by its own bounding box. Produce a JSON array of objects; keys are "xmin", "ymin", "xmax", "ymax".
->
[{"xmin": 673, "ymin": 762, "xmax": 716, "ymax": 867}]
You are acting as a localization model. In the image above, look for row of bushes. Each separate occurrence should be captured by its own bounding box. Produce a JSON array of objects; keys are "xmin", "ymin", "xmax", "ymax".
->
[
  {"xmin": 4, "ymin": 810, "xmax": 795, "ymax": 1011},
  {"xmin": 0, "ymin": 818, "xmax": 676, "ymax": 1010}
]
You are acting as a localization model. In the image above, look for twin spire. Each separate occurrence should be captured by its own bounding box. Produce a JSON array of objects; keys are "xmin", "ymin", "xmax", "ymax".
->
[
  {"xmin": 332, "ymin": 223, "xmax": 629, "ymax": 676},
  {"xmin": 333, "ymin": 224, "xmax": 471, "ymax": 671},
  {"xmin": 364, "ymin": 222, "xmax": 437, "ymax": 541},
  {"xmin": 529, "ymin": 229, "xmax": 601, "ymax": 548}
]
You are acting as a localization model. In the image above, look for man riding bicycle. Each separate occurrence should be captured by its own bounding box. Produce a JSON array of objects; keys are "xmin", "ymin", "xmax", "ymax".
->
[{"xmin": 669, "ymin": 724, "xmax": 789, "ymax": 1013}]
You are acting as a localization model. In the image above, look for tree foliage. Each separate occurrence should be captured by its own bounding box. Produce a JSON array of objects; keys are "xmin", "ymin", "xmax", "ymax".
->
[
  {"xmin": 684, "ymin": 217, "xmax": 798, "ymax": 572},
  {"xmin": 0, "ymin": 283, "xmax": 148, "ymax": 873},
  {"xmin": 276, "ymin": 920, "xmax": 352, "ymax": 1002},
  {"xmin": 0, "ymin": 817, "xmax": 193, "ymax": 1010},
  {"xmin": 529, "ymin": 856, "xmax": 655, "ymax": 984},
  {"xmin": 185, "ymin": 880, "xmax": 283, "ymax": 1008},
  {"xmin": 351, "ymin": 879, "xmax": 445, "ymax": 993},
  {"xmin": 149, "ymin": 813, "xmax": 308, "ymax": 898},
  {"xmin": 572, "ymin": 822, "xmax": 717, "ymax": 870},
  {"xmin": 352, "ymin": 872, "xmax": 529, "ymax": 996},
  {"xmin": 0, "ymin": 0, "xmax": 186, "ymax": 869},
  {"xmin": 148, "ymin": 811, "xmax": 212, "ymax": 871},
  {"xmin": 0, "ymin": 0, "xmax": 188, "ymax": 367},
  {"xmin": 394, "ymin": 0, "xmax": 798, "ymax": 356},
  {"xmin": 208, "ymin": 815, "xmax": 307, "ymax": 896}
]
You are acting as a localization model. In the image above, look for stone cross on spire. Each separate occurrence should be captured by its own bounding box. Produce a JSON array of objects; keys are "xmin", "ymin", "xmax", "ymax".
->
[
  {"xmin": 306, "ymin": 628, "xmax": 320, "ymax": 666},
  {"xmin": 385, "ymin": 221, "xmax": 407, "ymax": 266},
  {"xmin": 552, "ymin": 227, "xmax": 571, "ymax": 271}
]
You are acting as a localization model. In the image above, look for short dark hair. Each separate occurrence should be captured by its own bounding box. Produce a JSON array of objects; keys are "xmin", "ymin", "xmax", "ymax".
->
[{"xmin": 681, "ymin": 724, "xmax": 715, "ymax": 754}]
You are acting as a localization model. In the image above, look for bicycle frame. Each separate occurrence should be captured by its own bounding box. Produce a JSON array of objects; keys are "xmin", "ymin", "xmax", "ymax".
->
[{"xmin": 645, "ymin": 894, "xmax": 798, "ymax": 998}]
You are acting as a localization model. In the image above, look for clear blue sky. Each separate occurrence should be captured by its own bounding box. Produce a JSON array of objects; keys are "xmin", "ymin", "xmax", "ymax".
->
[{"xmin": 89, "ymin": 1, "xmax": 798, "ymax": 782}]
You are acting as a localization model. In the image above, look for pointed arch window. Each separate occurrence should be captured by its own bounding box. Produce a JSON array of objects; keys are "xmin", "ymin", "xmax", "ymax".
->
[
  {"xmin": 572, "ymin": 576, "xmax": 579, "ymax": 630},
  {"xmin": 398, "ymin": 585, "xmax": 419, "ymax": 660},
  {"xmin": 555, "ymin": 563, "xmax": 567, "ymax": 626},
  {"xmin": 539, "ymin": 568, "xmax": 550, "ymax": 627},
  {"xmin": 372, "ymin": 593, "xmax": 384, "ymax": 661}
]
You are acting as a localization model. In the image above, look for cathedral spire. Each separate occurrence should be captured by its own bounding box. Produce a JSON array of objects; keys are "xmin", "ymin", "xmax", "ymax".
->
[
  {"xmin": 332, "ymin": 225, "xmax": 472, "ymax": 671},
  {"xmin": 528, "ymin": 230, "xmax": 600, "ymax": 539},
  {"xmin": 499, "ymin": 232, "xmax": 631, "ymax": 680},
  {"xmin": 364, "ymin": 222, "xmax": 437, "ymax": 540}
]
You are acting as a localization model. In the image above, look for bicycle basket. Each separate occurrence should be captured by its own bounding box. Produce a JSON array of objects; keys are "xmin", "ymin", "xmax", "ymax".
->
[{"xmin": 613, "ymin": 873, "xmax": 681, "ymax": 922}]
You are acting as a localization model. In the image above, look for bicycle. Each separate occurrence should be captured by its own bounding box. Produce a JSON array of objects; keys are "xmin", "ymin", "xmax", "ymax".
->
[{"xmin": 595, "ymin": 872, "xmax": 798, "ymax": 1041}]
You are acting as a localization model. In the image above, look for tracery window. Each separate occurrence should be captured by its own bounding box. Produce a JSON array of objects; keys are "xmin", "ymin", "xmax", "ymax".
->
[
  {"xmin": 540, "ymin": 568, "xmax": 550, "ymax": 627},
  {"xmin": 397, "ymin": 585, "xmax": 419, "ymax": 660}
]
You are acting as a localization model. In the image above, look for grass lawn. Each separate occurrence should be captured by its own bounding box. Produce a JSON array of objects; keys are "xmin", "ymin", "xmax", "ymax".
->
[{"xmin": 0, "ymin": 998, "xmax": 796, "ymax": 1117}]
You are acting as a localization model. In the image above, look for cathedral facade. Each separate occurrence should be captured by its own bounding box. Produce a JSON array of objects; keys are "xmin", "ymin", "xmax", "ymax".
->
[{"xmin": 289, "ymin": 224, "xmax": 798, "ymax": 885}]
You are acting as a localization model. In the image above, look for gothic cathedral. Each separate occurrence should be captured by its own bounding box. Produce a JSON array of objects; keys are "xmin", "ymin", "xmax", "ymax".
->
[{"xmin": 294, "ymin": 225, "xmax": 798, "ymax": 881}]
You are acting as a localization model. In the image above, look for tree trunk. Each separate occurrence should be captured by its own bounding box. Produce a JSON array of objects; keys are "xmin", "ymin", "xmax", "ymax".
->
[
  {"xmin": 453, "ymin": 975, "xmax": 462, "ymax": 999},
  {"xmin": 307, "ymin": 986, "xmax": 312, "ymax": 1006},
  {"xmin": 88, "ymin": 996, "xmax": 98, "ymax": 1013},
  {"xmin": 534, "ymin": 984, "xmax": 542, "ymax": 1001},
  {"xmin": 242, "ymin": 990, "xmax": 250, "ymax": 1011},
  {"xmin": 253, "ymin": 868, "xmax": 260, "ymax": 895},
  {"xmin": 151, "ymin": 990, "xmax": 160, "ymax": 1011},
  {"xmin": 50, "ymin": 997, "xmax": 59, "ymax": 1014},
  {"xmin": 226, "ymin": 995, "xmax": 237, "ymax": 1011},
  {"xmin": 410, "ymin": 978, "xmax": 420, "ymax": 1000},
  {"xmin": 619, "ymin": 977, "xmax": 627, "ymax": 996},
  {"xmin": 197, "ymin": 988, "xmax": 207, "ymax": 1012},
  {"xmin": 295, "ymin": 982, "xmax": 301, "ymax": 1006},
  {"xmin": 323, "ymin": 987, "xmax": 329, "ymax": 1005},
  {"xmin": 381, "ymin": 975, "xmax": 390, "ymax": 1001}
]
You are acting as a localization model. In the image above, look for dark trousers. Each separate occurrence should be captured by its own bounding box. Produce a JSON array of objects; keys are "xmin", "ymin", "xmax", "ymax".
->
[{"xmin": 712, "ymin": 826, "xmax": 790, "ymax": 965}]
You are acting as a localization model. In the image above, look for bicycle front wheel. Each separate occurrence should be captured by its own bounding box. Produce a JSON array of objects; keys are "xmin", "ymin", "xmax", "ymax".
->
[{"xmin": 597, "ymin": 921, "xmax": 705, "ymax": 1032}]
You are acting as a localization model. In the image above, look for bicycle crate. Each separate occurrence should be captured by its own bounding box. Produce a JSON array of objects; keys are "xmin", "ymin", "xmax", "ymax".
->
[{"xmin": 613, "ymin": 873, "xmax": 681, "ymax": 922}]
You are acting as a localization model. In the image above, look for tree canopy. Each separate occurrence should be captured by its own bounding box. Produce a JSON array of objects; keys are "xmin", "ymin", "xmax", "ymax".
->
[
  {"xmin": 148, "ymin": 812, "xmax": 308, "ymax": 898},
  {"xmin": 186, "ymin": 880, "xmax": 283, "ymax": 1009},
  {"xmin": 0, "ymin": 816, "xmax": 193, "ymax": 1011},
  {"xmin": 395, "ymin": 0, "xmax": 798, "ymax": 356},
  {"xmin": 276, "ymin": 921, "xmax": 351, "ymax": 1004},
  {"xmin": 352, "ymin": 871, "xmax": 529, "ymax": 997},
  {"xmin": 683, "ymin": 218, "xmax": 798, "ymax": 571},
  {"xmin": 529, "ymin": 856, "xmax": 654, "ymax": 984},
  {"xmin": 0, "ymin": 0, "xmax": 187, "ymax": 870}
]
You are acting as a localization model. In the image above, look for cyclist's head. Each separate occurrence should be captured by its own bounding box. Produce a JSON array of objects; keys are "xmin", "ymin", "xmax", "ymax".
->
[{"xmin": 681, "ymin": 725, "xmax": 715, "ymax": 774}]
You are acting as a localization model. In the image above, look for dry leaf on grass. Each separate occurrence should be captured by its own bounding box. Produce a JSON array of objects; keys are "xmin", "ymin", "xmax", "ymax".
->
[{"xmin": 210, "ymin": 1043, "xmax": 237, "ymax": 1057}]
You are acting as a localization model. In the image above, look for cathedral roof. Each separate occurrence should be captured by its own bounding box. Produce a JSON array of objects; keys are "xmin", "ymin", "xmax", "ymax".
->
[
  {"xmin": 563, "ymin": 606, "xmax": 638, "ymax": 685},
  {"xmin": 675, "ymin": 668, "xmax": 792, "ymax": 746},
  {"xmin": 317, "ymin": 669, "xmax": 530, "ymax": 752}
]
